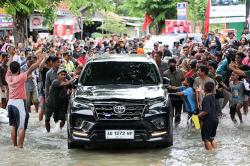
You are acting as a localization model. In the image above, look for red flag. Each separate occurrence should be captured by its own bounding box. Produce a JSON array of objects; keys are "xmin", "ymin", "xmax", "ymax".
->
[
  {"xmin": 142, "ymin": 14, "xmax": 152, "ymax": 32},
  {"xmin": 204, "ymin": 0, "xmax": 210, "ymax": 34}
]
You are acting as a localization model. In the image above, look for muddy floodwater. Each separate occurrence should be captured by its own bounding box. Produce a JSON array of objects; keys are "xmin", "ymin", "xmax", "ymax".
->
[{"xmin": 1, "ymin": 107, "xmax": 250, "ymax": 166}]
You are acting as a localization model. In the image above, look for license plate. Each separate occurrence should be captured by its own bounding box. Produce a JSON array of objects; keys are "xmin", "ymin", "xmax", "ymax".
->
[{"xmin": 105, "ymin": 130, "xmax": 134, "ymax": 139}]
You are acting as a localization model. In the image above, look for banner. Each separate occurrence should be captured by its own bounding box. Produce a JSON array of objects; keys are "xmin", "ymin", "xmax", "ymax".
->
[
  {"xmin": 204, "ymin": 0, "xmax": 210, "ymax": 34},
  {"xmin": 210, "ymin": 0, "xmax": 246, "ymax": 17},
  {"xmin": 210, "ymin": 17, "xmax": 245, "ymax": 24},
  {"xmin": 165, "ymin": 20, "xmax": 191, "ymax": 34},
  {"xmin": 30, "ymin": 15, "xmax": 48, "ymax": 31},
  {"xmin": 0, "ymin": 15, "xmax": 13, "ymax": 28},
  {"xmin": 54, "ymin": 24, "xmax": 73, "ymax": 38},
  {"xmin": 177, "ymin": 2, "xmax": 188, "ymax": 20}
]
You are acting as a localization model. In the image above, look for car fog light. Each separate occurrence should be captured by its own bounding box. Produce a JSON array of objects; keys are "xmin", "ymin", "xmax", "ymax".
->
[
  {"xmin": 151, "ymin": 131, "xmax": 167, "ymax": 137},
  {"xmin": 151, "ymin": 118, "xmax": 166, "ymax": 129},
  {"xmin": 73, "ymin": 130, "xmax": 88, "ymax": 137}
]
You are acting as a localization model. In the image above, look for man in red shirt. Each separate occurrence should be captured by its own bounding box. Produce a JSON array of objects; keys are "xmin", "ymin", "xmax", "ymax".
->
[
  {"xmin": 184, "ymin": 60, "xmax": 197, "ymax": 78},
  {"xmin": 77, "ymin": 49, "xmax": 89, "ymax": 66},
  {"xmin": 6, "ymin": 50, "xmax": 44, "ymax": 148},
  {"xmin": 151, "ymin": 42, "xmax": 159, "ymax": 58}
]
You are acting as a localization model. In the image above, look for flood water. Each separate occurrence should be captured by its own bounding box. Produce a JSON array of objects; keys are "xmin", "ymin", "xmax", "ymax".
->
[{"xmin": 1, "ymin": 107, "xmax": 250, "ymax": 166}]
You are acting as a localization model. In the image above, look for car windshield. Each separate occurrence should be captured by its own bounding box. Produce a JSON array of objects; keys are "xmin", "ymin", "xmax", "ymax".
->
[{"xmin": 81, "ymin": 61, "xmax": 161, "ymax": 86}]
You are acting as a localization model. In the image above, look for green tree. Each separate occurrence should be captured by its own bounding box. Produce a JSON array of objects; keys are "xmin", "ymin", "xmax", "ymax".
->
[
  {"xmin": 67, "ymin": 0, "xmax": 114, "ymax": 16},
  {"xmin": 188, "ymin": 0, "xmax": 207, "ymax": 22},
  {"xmin": 118, "ymin": 0, "xmax": 179, "ymax": 34},
  {"xmin": 0, "ymin": 0, "xmax": 61, "ymax": 43},
  {"xmin": 97, "ymin": 19, "xmax": 126, "ymax": 34}
]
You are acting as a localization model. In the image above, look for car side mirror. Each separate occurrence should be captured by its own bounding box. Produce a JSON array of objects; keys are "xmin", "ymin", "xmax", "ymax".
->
[{"xmin": 163, "ymin": 77, "xmax": 170, "ymax": 87}]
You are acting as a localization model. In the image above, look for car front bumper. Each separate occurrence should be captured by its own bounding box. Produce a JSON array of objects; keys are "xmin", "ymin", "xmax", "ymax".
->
[{"xmin": 68, "ymin": 113, "xmax": 172, "ymax": 144}]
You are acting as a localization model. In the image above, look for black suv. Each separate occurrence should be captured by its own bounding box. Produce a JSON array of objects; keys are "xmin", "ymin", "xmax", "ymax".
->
[{"xmin": 67, "ymin": 54, "xmax": 173, "ymax": 149}]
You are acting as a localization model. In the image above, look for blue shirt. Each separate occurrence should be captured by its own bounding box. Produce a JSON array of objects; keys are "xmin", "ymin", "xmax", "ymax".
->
[
  {"xmin": 179, "ymin": 86, "xmax": 196, "ymax": 113},
  {"xmin": 216, "ymin": 58, "xmax": 228, "ymax": 75}
]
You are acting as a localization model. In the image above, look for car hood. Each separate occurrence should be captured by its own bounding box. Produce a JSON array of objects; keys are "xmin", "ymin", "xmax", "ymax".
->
[{"xmin": 74, "ymin": 85, "xmax": 166, "ymax": 101}]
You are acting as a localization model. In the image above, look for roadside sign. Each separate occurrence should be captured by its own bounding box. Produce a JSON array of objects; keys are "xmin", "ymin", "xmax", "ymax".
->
[{"xmin": 177, "ymin": 2, "xmax": 188, "ymax": 20}]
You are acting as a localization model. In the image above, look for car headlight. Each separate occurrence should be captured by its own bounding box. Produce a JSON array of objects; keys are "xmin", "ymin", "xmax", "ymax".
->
[
  {"xmin": 71, "ymin": 100, "xmax": 92, "ymax": 112},
  {"xmin": 146, "ymin": 102, "xmax": 167, "ymax": 115},
  {"xmin": 149, "ymin": 102, "xmax": 165, "ymax": 110},
  {"xmin": 151, "ymin": 117, "xmax": 166, "ymax": 129}
]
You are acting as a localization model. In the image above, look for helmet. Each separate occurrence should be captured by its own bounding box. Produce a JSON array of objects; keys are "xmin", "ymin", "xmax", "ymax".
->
[{"xmin": 224, "ymin": 48, "xmax": 237, "ymax": 60}]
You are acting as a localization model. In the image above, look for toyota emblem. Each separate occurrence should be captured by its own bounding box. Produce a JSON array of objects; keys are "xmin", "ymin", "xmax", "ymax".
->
[{"xmin": 113, "ymin": 106, "xmax": 126, "ymax": 114}]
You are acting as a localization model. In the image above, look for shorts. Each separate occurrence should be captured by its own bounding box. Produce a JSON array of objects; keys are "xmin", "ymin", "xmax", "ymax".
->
[
  {"xmin": 244, "ymin": 95, "xmax": 249, "ymax": 102},
  {"xmin": 26, "ymin": 90, "xmax": 39, "ymax": 107},
  {"xmin": 7, "ymin": 99, "xmax": 29, "ymax": 130},
  {"xmin": 201, "ymin": 119, "xmax": 219, "ymax": 142},
  {"xmin": 45, "ymin": 107, "xmax": 66, "ymax": 123},
  {"xmin": 230, "ymin": 104, "xmax": 242, "ymax": 116}
]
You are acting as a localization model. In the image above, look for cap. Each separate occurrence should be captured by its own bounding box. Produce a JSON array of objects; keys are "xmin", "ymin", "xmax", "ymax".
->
[
  {"xmin": 6, "ymin": 44, "xmax": 15, "ymax": 51},
  {"xmin": 154, "ymin": 42, "xmax": 159, "ymax": 46},
  {"xmin": 224, "ymin": 48, "xmax": 237, "ymax": 59},
  {"xmin": 57, "ymin": 67, "xmax": 67, "ymax": 74},
  {"xmin": 63, "ymin": 50, "xmax": 71, "ymax": 56}
]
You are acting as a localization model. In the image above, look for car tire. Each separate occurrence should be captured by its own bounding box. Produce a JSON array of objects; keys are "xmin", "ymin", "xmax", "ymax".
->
[
  {"xmin": 156, "ymin": 104, "xmax": 173, "ymax": 148},
  {"xmin": 68, "ymin": 141, "xmax": 76, "ymax": 149},
  {"xmin": 67, "ymin": 126, "xmax": 76, "ymax": 149},
  {"xmin": 156, "ymin": 141, "xmax": 172, "ymax": 148},
  {"xmin": 166, "ymin": 103, "xmax": 174, "ymax": 146}
]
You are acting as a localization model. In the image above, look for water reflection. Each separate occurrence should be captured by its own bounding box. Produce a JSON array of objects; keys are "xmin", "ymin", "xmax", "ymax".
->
[{"xmin": 1, "ymin": 109, "xmax": 250, "ymax": 166}]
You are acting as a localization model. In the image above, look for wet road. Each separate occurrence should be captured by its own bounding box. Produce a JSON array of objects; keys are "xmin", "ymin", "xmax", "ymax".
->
[{"xmin": 1, "ymin": 107, "xmax": 250, "ymax": 166}]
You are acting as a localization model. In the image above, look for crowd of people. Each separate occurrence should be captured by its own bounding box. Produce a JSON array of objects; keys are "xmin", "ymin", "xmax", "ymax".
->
[{"xmin": 1, "ymin": 27, "xmax": 250, "ymax": 150}]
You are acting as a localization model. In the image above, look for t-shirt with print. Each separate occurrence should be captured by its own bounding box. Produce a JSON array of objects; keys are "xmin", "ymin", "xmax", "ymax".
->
[
  {"xmin": 5, "ymin": 69, "xmax": 27, "ymax": 99},
  {"xmin": 229, "ymin": 81, "xmax": 244, "ymax": 106}
]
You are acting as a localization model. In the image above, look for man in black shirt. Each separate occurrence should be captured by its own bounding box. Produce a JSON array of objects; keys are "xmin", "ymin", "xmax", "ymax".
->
[
  {"xmin": 198, "ymin": 81, "xmax": 219, "ymax": 150},
  {"xmin": 45, "ymin": 67, "xmax": 72, "ymax": 132},
  {"xmin": 163, "ymin": 45, "xmax": 172, "ymax": 58},
  {"xmin": 0, "ymin": 52, "xmax": 8, "ymax": 108}
]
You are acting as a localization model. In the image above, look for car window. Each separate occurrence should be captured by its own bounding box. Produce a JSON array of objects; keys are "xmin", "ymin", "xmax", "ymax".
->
[{"xmin": 81, "ymin": 62, "xmax": 161, "ymax": 86}]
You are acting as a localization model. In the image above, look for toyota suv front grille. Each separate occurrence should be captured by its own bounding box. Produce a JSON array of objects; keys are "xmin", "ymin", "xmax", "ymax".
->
[{"xmin": 94, "ymin": 104, "xmax": 146, "ymax": 120}]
